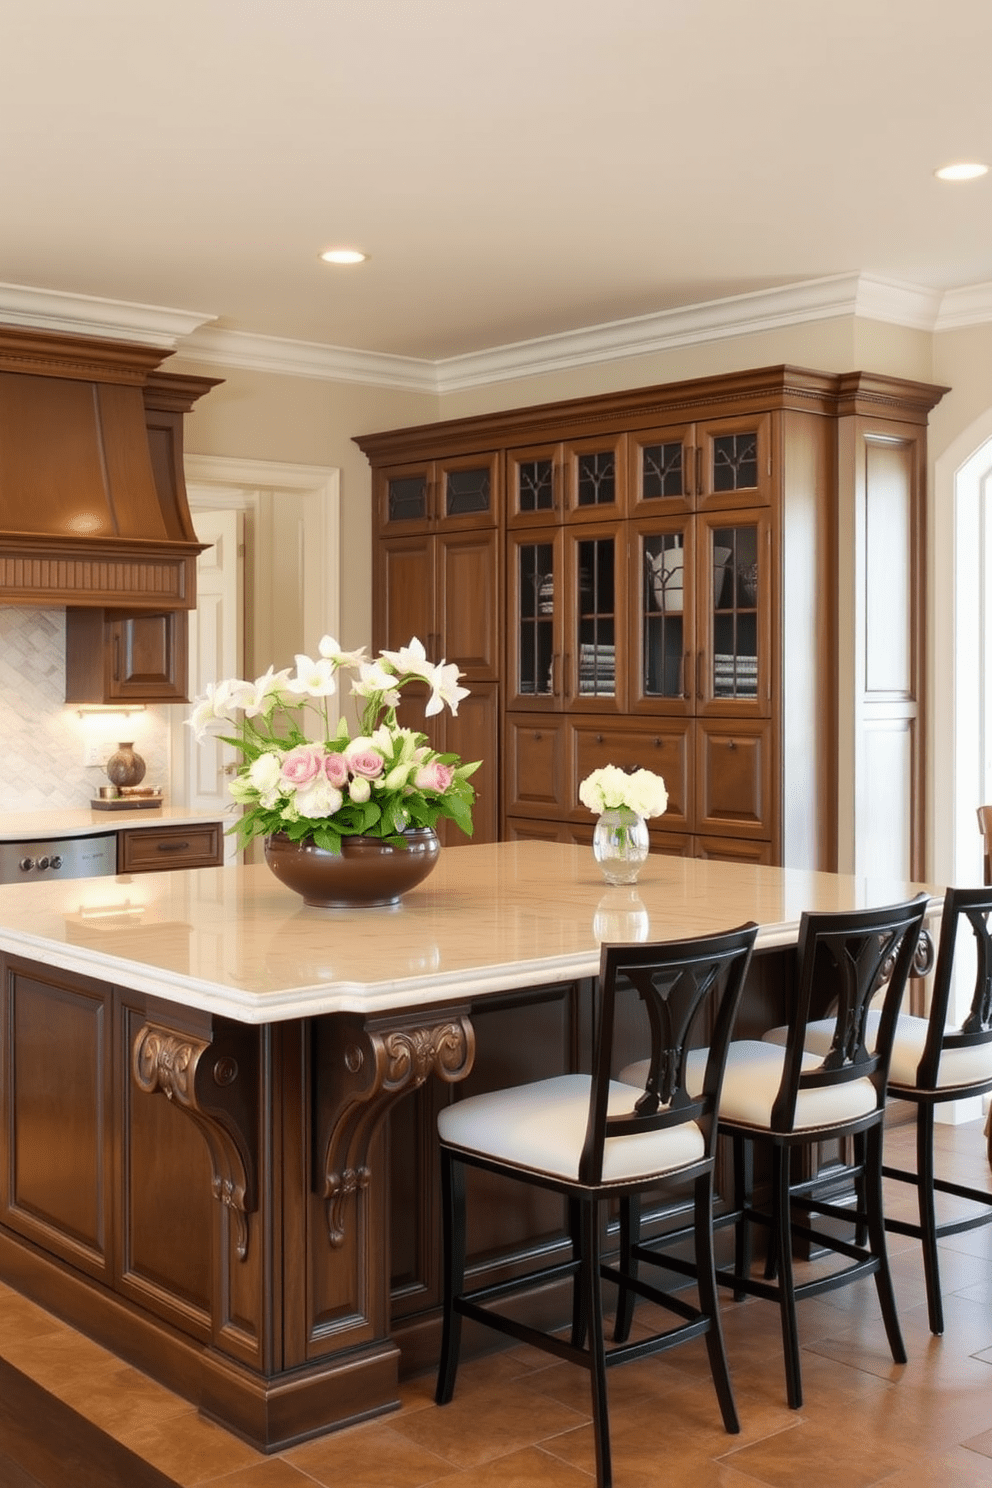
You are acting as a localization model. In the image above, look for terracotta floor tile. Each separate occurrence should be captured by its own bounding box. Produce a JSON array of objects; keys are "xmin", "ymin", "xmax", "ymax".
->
[
  {"xmin": 387, "ymin": 1378, "xmax": 589, "ymax": 1471},
  {"xmin": 114, "ymin": 1408, "xmax": 264, "ymax": 1486},
  {"xmin": 284, "ymin": 1421, "xmax": 459, "ymax": 1487},
  {"xmin": 197, "ymin": 1463, "xmax": 321, "ymax": 1488}
]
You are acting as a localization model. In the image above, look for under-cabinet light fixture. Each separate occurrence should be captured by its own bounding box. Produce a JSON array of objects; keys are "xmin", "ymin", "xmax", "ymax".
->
[
  {"xmin": 75, "ymin": 705, "xmax": 147, "ymax": 718},
  {"xmin": 934, "ymin": 161, "xmax": 989, "ymax": 181}
]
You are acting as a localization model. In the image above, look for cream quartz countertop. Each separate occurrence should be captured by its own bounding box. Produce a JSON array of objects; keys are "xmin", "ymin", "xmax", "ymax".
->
[
  {"xmin": 0, "ymin": 841, "xmax": 940, "ymax": 1026},
  {"xmin": 0, "ymin": 807, "xmax": 228, "ymax": 840}
]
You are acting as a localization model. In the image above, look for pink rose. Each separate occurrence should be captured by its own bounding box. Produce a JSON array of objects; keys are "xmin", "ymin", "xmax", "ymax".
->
[
  {"xmin": 348, "ymin": 749, "xmax": 385, "ymax": 780},
  {"xmin": 324, "ymin": 752, "xmax": 350, "ymax": 788},
  {"xmin": 415, "ymin": 761, "xmax": 454, "ymax": 793},
  {"xmin": 280, "ymin": 744, "xmax": 325, "ymax": 787}
]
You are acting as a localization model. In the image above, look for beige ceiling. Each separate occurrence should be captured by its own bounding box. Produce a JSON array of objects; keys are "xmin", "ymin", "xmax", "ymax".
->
[{"xmin": 2, "ymin": 0, "xmax": 991, "ymax": 363}]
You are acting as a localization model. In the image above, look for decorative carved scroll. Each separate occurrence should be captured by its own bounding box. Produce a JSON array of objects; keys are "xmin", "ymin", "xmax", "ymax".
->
[
  {"xmin": 317, "ymin": 1011, "xmax": 475, "ymax": 1247},
  {"xmin": 132, "ymin": 1021, "xmax": 258, "ymax": 1262}
]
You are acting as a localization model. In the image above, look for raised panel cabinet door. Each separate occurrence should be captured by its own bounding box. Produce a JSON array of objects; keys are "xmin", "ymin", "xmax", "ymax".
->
[
  {"xmin": 437, "ymin": 680, "xmax": 500, "ymax": 847},
  {"xmin": 567, "ymin": 718, "xmax": 692, "ymax": 836},
  {"xmin": 694, "ymin": 717, "xmax": 774, "ymax": 841},
  {"xmin": 504, "ymin": 714, "xmax": 568, "ymax": 818},
  {"xmin": 110, "ymin": 611, "xmax": 188, "ymax": 702},
  {"xmin": 374, "ymin": 536, "xmax": 436, "ymax": 657},
  {"xmin": 694, "ymin": 412, "xmax": 773, "ymax": 510},
  {"xmin": 437, "ymin": 528, "xmax": 500, "ymax": 678},
  {"xmin": 1, "ymin": 961, "xmax": 113, "ymax": 1282},
  {"xmin": 629, "ymin": 516, "xmax": 696, "ymax": 716}
]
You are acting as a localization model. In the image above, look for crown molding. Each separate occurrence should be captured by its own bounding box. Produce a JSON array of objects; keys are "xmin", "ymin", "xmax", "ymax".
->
[
  {"xmin": 177, "ymin": 325, "xmax": 437, "ymax": 392},
  {"xmin": 935, "ymin": 281, "xmax": 992, "ymax": 330},
  {"xmin": 0, "ymin": 282, "xmax": 215, "ymax": 348},
  {"xmin": 2, "ymin": 272, "xmax": 989, "ymax": 394}
]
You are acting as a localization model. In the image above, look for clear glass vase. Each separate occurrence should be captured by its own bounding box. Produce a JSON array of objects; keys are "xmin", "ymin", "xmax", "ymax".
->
[{"xmin": 592, "ymin": 807, "xmax": 650, "ymax": 885}]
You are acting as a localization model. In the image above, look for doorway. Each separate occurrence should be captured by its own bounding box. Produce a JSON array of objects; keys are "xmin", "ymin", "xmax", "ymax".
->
[{"xmin": 169, "ymin": 454, "xmax": 340, "ymax": 828}]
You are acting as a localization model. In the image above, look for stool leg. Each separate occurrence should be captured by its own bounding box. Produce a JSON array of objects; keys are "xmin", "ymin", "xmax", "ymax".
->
[
  {"xmin": 581, "ymin": 1198, "xmax": 613, "ymax": 1488},
  {"xmin": 695, "ymin": 1170, "xmax": 739, "ymax": 1434},
  {"xmin": 865, "ymin": 1123, "xmax": 908, "ymax": 1364},
  {"xmin": 916, "ymin": 1102, "xmax": 944, "ymax": 1336},
  {"xmin": 732, "ymin": 1132, "xmax": 754, "ymax": 1300},
  {"xmin": 771, "ymin": 1144, "xmax": 803, "ymax": 1410},
  {"xmin": 435, "ymin": 1147, "xmax": 465, "ymax": 1405},
  {"xmin": 568, "ymin": 1197, "xmax": 588, "ymax": 1348},
  {"xmin": 613, "ymin": 1194, "xmax": 640, "ymax": 1344}
]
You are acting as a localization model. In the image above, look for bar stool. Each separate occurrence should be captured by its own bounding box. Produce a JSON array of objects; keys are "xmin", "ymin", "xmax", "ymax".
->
[
  {"xmin": 617, "ymin": 894, "xmax": 928, "ymax": 1410},
  {"xmin": 434, "ymin": 924, "xmax": 758, "ymax": 1488},
  {"xmin": 765, "ymin": 886, "xmax": 992, "ymax": 1336}
]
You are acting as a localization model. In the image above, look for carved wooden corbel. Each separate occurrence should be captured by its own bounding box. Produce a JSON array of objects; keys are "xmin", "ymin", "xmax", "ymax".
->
[
  {"xmin": 132, "ymin": 1020, "xmax": 258, "ymax": 1262},
  {"xmin": 317, "ymin": 1010, "xmax": 475, "ymax": 1247}
]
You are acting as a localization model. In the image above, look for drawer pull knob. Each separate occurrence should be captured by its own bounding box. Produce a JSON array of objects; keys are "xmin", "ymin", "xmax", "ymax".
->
[
  {"xmin": 653, "ymin": 738, "xmax": 662, "ymax": 748},
  {"xmin": 157, "ymin": 840, "xmax": 191, "ymax": 852},
  {"xmin": 533, "ymin": 731, "xmax": 542, "ymax": 741},
  {"xmin": 727, "ymin": 740, "xmax": 737, "ymax": 751},
  {"xmin": 595, "ymin": 734, "xmax": 603, "ymax": 744}
]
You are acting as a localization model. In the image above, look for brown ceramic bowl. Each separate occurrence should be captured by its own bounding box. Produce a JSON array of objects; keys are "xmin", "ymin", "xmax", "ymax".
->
[{"xmin": 263, "ymin": 829, "xmax": 440, "ymax": 908}]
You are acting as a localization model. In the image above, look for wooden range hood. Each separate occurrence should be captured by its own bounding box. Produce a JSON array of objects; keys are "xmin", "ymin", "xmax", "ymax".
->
[{"xmin": 0, "ymin": 326, "xmax": 219, "ymax": 609}]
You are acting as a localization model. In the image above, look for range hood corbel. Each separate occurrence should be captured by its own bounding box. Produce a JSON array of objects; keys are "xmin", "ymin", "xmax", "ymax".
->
[{"xmin": 0, "ymin": 326, "xmax": 220, "ymax": 609}]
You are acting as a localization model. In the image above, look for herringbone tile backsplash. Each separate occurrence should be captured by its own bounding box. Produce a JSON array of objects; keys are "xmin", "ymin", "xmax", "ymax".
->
[{"xmin": 0, "ymin": 609, "xmax": 171, "ymax": 814}]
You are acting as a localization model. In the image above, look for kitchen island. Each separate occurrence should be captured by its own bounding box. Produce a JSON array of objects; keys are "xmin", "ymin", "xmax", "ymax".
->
[{"xmin": 0, "ymin": 841, "xmax": 938, "ymax": 1451}]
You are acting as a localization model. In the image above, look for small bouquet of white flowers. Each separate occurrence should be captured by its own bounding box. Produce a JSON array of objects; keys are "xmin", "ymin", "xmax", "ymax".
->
[
  {"xmin": 188, "ymin": 635, "xmax": 480, "ymax": 855},
  {"xmin": 578, "ymin": 764, "xmax": 668, "ymax": 820}
]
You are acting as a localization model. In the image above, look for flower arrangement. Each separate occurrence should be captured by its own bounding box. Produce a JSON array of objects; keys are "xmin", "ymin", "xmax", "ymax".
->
[
  {"xmin": 579, "ymin": 764, "xmax": 668, "ymax": 820},
  {"xmin": 188, "ymin": 636, "xmax": 480, "ymax": 855}
]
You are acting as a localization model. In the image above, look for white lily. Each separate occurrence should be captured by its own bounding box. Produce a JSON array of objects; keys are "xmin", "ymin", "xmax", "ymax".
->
[
  {"xmin": 285, "ymin": 654, "xmax": 338, "ymax": 698},
  {"xmin": 318, "ymin": 635, "xmax": 368, "ymax": 669}
]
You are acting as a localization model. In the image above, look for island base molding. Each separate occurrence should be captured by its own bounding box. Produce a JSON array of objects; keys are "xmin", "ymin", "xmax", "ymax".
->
[{"xmin": 0, "ymin": 1225, "xmax": 403, "ymax": 1451}]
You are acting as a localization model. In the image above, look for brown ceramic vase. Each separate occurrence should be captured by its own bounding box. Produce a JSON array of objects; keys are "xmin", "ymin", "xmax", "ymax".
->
[{"xmin": 263, "ymin": 828, "xmax": 440, "ymax": 908}]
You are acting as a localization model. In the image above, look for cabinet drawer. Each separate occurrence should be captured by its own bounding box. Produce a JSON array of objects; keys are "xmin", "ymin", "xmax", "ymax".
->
[
  {"xmin": 504, "ymin": 715, "xmax": 568, "ymax": 816},
  {"xmin": 568, "ymin": 719, "xmax": 690, "ymax": 834},
  {"xmin": 695, "ymin": 719, "xmax": 773, "ymax": 840},
  {"xmin": 118, "ymin": 823, "xmax": 223, "ymax": 873}
]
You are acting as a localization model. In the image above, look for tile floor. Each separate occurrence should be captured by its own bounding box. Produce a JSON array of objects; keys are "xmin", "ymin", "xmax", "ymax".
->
[{"xmin": 4, "ymin": 1119, "xmax": 992, "ymax": 1486}]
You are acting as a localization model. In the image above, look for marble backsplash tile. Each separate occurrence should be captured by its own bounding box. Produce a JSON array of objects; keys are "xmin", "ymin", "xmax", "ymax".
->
[{"xmin": 0, "ymin": 609, "xmax": 171, "ymax": 814}]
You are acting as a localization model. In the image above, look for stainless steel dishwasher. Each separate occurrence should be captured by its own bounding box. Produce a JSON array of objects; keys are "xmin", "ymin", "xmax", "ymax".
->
[{"xmin": 0, "ymin": 833, "xmax": 118, "ymax": 884}]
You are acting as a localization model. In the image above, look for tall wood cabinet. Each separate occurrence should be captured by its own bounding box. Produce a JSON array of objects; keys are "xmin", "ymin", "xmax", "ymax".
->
[{"xmin": 356, "ymin": 366, "xmax": 946, "ymax": 872}]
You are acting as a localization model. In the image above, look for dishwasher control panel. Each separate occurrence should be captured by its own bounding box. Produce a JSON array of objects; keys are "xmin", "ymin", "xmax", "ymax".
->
[{"xmin": 0, "ymin": 833, "xmax": 117, "ymax": 883}]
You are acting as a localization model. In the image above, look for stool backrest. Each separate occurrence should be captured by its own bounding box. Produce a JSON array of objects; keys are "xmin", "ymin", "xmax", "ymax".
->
[
  {"xmin": 579, "ymin": 922, "xmax": 758, "ymax": 1184},
  {"xmin": 978, "ymin": 806, "xmax": 992, "ymax": 886},
  {"xmin": 916, "ymin": 884, "xmax": 992, "ymax": 1089},
  {"xmin": 771, "ymin": 894, "xmax": 930, "ymax": 1130}
]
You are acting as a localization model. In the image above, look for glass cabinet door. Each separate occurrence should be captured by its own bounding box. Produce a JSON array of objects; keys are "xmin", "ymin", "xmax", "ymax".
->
[
  {"xmin": 699, "ymin": 515, "xmax": 770, "ymax": 715},
  {"xmin": 695, "ymin": 413, "xmax": 772, "ymax": 510},
  {"xmin": 507, "ymin": 444, "xmax": 561, "ymax": 526},
  {"xmin": 630, "ymin": 424, "xmax": 694, "ymax": 516},
  {"xmin": 630, "ymin": 519, "xmax": 694, "ymax": 714},
  {"xmin": 564, "ymin": 434, "xmax": 627, "ymax": 524},
  {"xmin": 378, "ymin": 453, "xmax": 500, "ymax": 533},
  {"xmin": 509, "ymin": 530, "xmax": 563, "ymax": 709},
  {"xmin": 567, "ymin": 527, "xmax": 623, "ymax": 710}
]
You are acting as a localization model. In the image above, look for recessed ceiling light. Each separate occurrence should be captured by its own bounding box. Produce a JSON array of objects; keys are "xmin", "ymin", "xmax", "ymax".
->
[
  {"xmin": 319, "ymin": 247, "xmax": 368, "ymax": 265},
  {"xmin": 934, "ymin": 162, "xmax": 989, "ymax": 181}
]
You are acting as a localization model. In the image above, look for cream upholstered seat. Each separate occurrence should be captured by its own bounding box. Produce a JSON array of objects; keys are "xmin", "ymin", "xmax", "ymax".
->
[
  {"xmin": 618, "ymin": 894, "xmax": 929, "ymax": 1411},
  {"xmin": 435, "ymin": 924, "xmax": 758, "ymax": 1488},
  {"xmin": 764, "ymin": 884, "xmax": 992, "ymax": 1336}
]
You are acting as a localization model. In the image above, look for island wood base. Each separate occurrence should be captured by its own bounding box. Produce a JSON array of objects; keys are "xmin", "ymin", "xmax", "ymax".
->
[{"xmin": 0, "ymin": 876, "xmax": 916, "ymax": 1449}]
